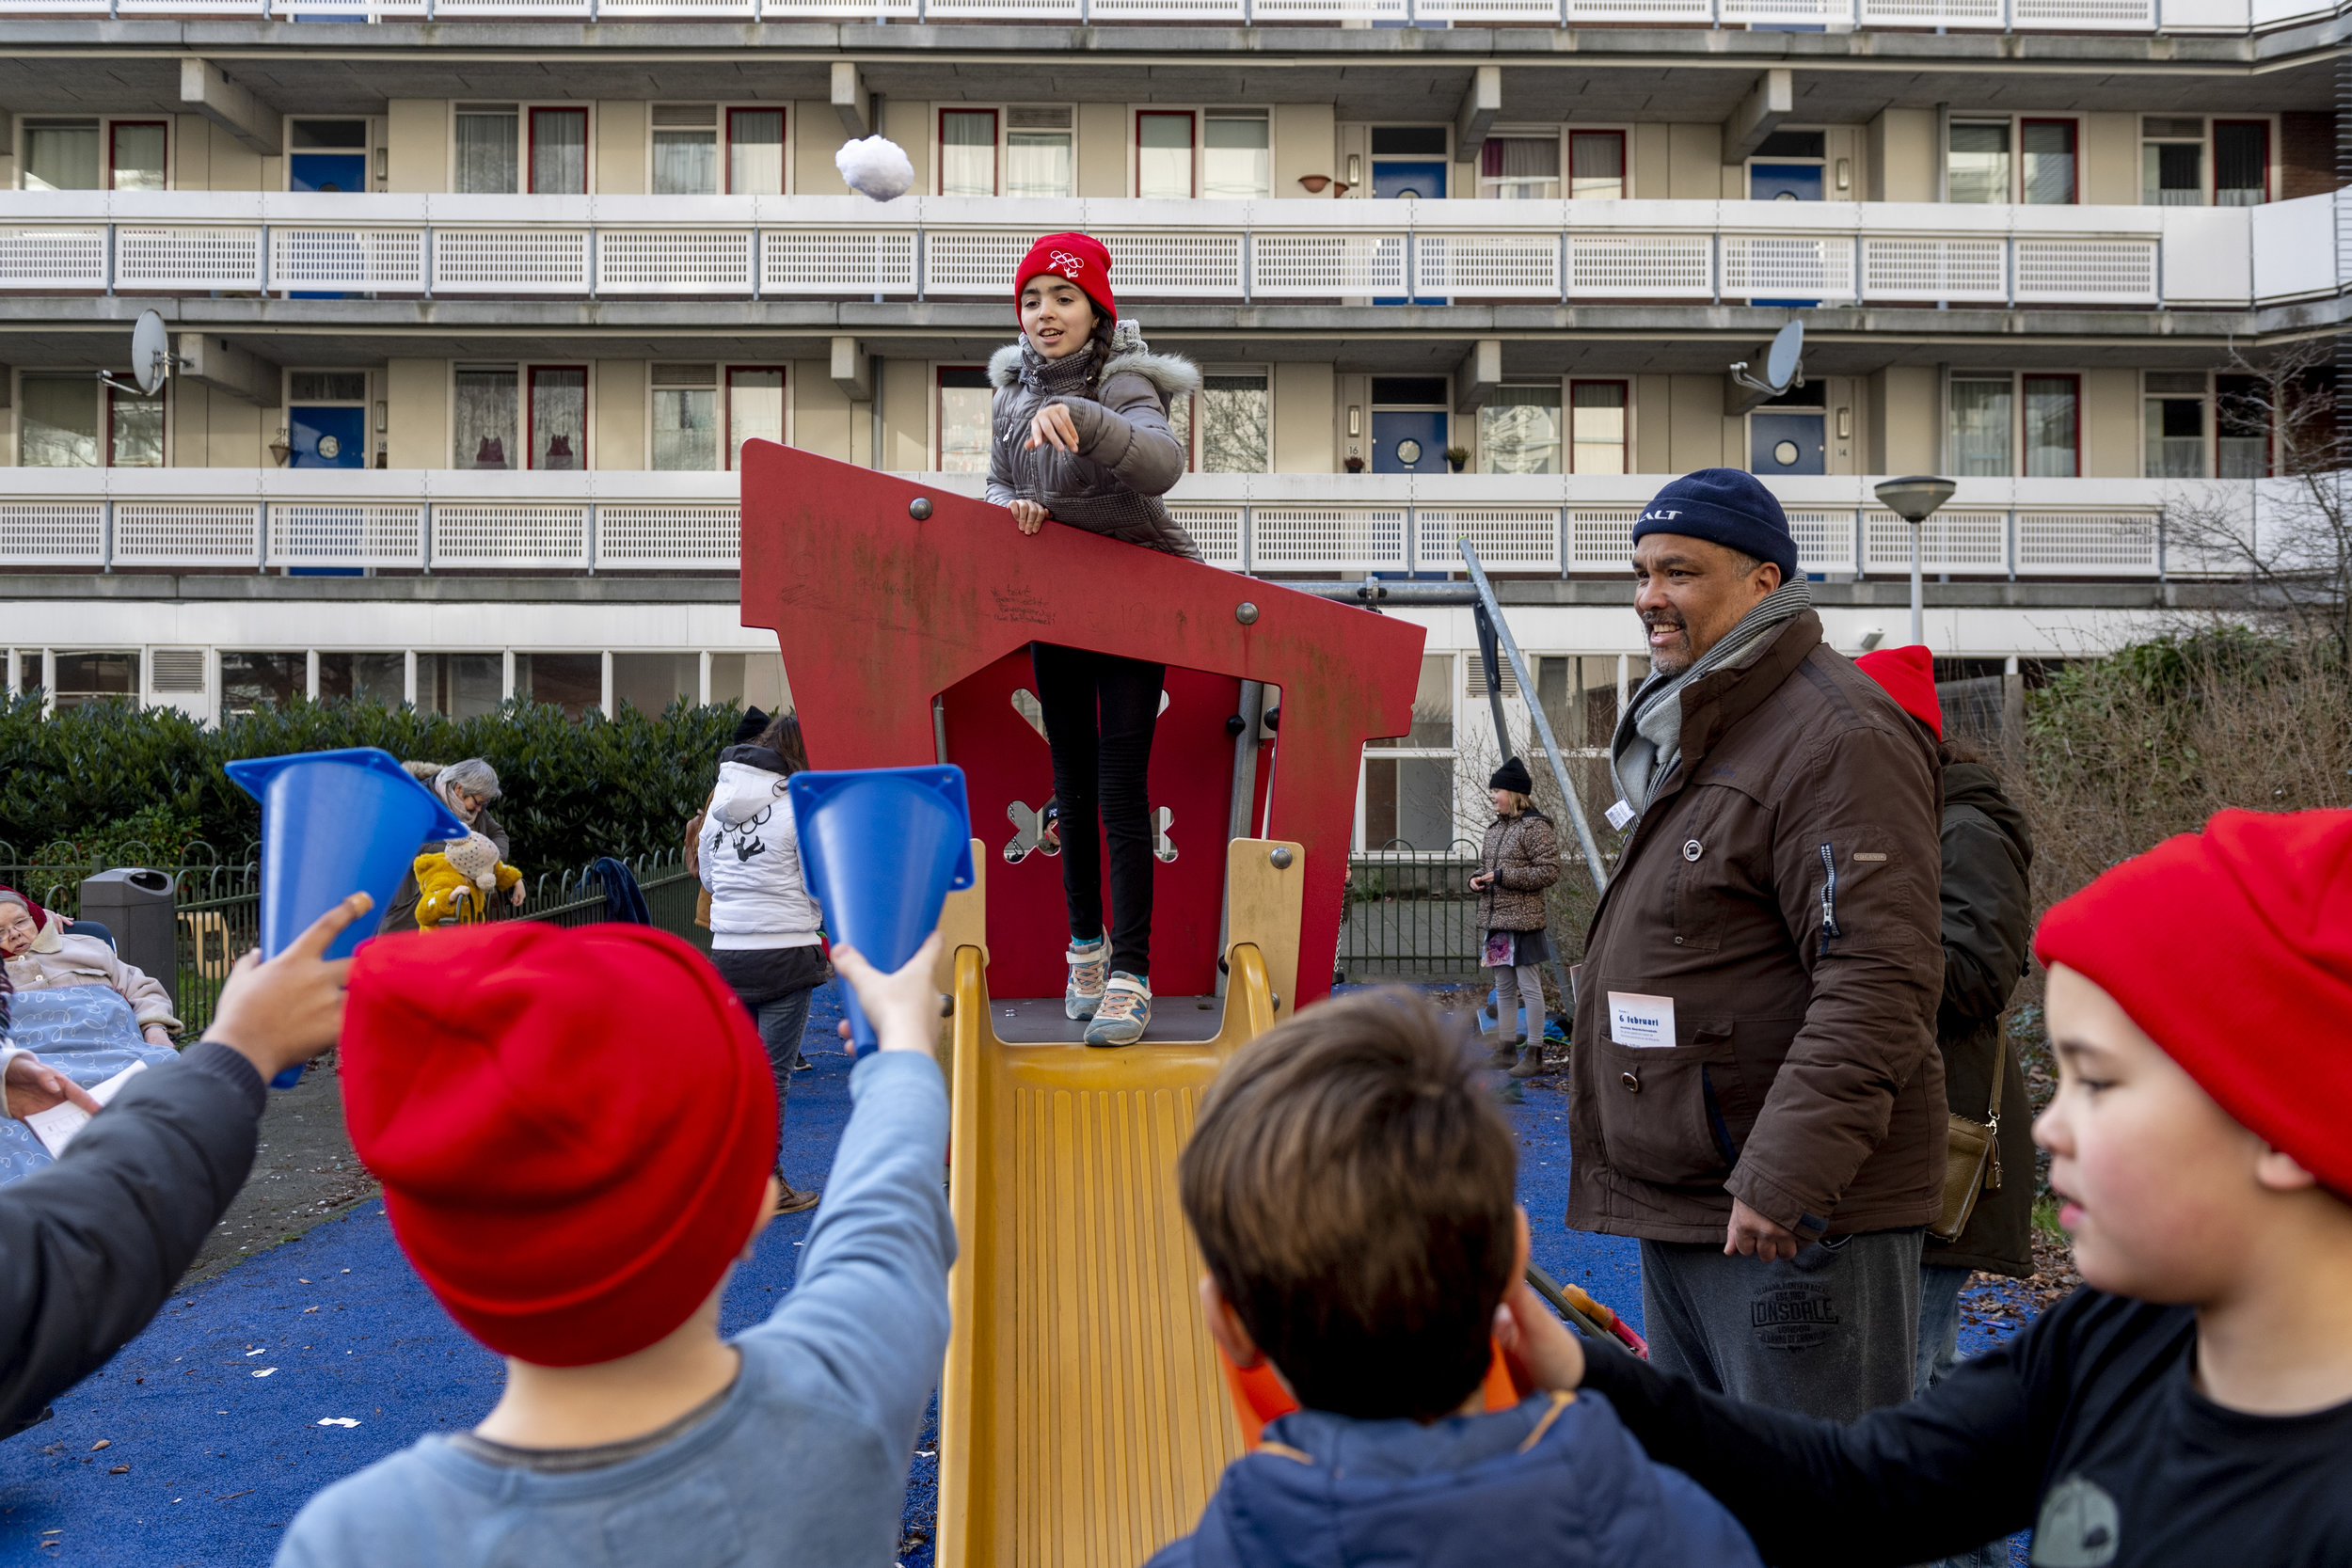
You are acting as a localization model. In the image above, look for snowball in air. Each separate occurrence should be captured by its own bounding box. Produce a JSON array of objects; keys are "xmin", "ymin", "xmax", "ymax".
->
[{"xmin": 836, "ymin": 136, "xmax": 914, "ymax": 203}]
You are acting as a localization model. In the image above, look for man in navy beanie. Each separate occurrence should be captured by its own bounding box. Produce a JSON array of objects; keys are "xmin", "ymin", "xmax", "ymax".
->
[{"xmin": 1565, "ymin": 467, "xmax": 1947, "ymax": 1431}]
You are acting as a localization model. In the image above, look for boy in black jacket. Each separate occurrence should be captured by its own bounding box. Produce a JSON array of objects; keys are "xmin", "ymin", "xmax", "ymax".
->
[{"xmin": 1501, "ymin": 808, "xmax": 2352, "ymax": 1568}]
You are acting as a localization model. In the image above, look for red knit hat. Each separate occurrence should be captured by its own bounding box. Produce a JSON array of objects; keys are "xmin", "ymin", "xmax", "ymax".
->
[
  {"xmin": 341, "ymin": 922, "xmax": 778, "ymax": 1366},
  {"xmin": 1014, "ymin": 231, "xmax": 1116, "ymax": 327},
  {"xmin": 1854, "ymin": 645, "xmax": 1943, "ymax": 740},
  {"xmin": 2034, "ymin": 808, "xmax": 2352, "ymax": 1196}
]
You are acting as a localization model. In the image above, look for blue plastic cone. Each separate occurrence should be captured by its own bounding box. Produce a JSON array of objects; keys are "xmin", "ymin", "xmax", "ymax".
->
[
  {"xmin": 787, "ymin": 766, "xmax": 975, "ymax": 1055},
  {"xmin": 227, "ymin": 748, "xmax": 469, "ymax": 1085}
]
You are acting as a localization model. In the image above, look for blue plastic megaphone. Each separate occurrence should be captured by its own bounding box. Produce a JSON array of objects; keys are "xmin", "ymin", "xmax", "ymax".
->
[
  {"xmin": 226, "ymin": 747, "xmax": 469, "ymax": 1085},
  {"xmin": 787, "ymin": 766, "xmax": 975, "ymax": 1055}
]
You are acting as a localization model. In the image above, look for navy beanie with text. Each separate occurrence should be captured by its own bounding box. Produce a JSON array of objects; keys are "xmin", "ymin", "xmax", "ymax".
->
[{"xmin": 1631, "ymin": 468, "xmax": 1797, "ymax": 581}]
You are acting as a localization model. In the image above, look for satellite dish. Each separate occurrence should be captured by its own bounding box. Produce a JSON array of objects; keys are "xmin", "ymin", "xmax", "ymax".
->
[
  {"xmin": 1762, "ymin": 319, "xmax": 1804, "ymax": 393},
  {"xmin": 100, "ymin": 309, "xmax": 175, "ymax": 399}
]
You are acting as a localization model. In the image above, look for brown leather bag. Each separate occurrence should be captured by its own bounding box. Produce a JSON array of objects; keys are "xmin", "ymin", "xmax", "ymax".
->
[{"xmin": 1931, "ymin": 1044, "xmax": 2004, "ymax": 1243}]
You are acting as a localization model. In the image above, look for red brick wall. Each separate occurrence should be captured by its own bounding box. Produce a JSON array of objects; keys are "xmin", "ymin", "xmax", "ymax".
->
[{"xmin": 2280, "ymin": 112, "xmax": 2339, "ymax": 199}]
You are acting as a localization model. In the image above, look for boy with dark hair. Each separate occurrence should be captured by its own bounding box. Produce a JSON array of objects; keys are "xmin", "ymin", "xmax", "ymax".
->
[
  {"xmin": 1152, "ymin": 990, "xmax": 1759, "ymax": 1568},
  {"xmin": 1502, "ymin": 808, "xmax": 2352, "ymax": 1567}
]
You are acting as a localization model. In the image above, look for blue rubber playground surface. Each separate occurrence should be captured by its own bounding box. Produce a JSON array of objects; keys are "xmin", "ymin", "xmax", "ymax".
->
[{"xmin": 0, "ymin": 982, "xmax": 2033, "ymax": 1566}]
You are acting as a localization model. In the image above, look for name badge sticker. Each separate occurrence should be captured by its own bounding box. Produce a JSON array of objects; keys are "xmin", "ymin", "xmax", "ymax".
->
[{"xmin": 1607, "ymin": 991, "xmax": 1677, "ymax": 1050}]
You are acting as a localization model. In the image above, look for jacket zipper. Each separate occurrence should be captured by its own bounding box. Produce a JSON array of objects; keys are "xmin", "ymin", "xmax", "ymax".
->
[{"xmin": 1817, "ymin": 842, "xmax": 1842, "ymax": 956}]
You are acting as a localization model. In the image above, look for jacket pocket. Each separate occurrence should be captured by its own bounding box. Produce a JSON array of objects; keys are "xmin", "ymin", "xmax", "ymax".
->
[{"xmin": 1592, "ymin": 1017, "xmax": 1738, "ymax": 1188}]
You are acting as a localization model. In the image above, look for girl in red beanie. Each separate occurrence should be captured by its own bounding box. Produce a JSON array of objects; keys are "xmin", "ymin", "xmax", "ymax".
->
[
  {"xmin": 1486, "ymin": 806, "xmax": 2352, "ymax": 1568},
  {"xmin": 985, "ymin": 231, "xmax": 1201, "ymax": 1047}
]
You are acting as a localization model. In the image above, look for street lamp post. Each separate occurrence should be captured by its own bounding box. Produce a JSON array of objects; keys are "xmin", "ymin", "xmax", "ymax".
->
[{"xmin": 1873, "ymin": 475, "xmax": 1958, "ymax": 648}]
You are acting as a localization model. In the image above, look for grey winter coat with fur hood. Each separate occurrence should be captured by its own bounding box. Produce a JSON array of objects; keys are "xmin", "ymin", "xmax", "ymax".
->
[{"xmin": 985, "ymin": 325, "xmax": 1202, "ymax": 559}]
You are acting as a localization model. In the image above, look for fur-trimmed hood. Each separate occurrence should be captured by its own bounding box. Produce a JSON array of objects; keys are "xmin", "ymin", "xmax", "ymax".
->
[{"xmin": 988, "ymin": 324, "xmax": 1201, "ymax": 404}]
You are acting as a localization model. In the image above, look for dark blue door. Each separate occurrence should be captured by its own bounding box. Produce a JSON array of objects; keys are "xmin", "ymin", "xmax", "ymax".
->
[
  {"xmin": 1373, "ymin": 162, "xmax": 1446, "ymax": 304},
  {"xmin": 1372, "ymin": 409, "xmax": 1447, "ymax": 475},
  {"xmin": 291, "ymin": 153, "xmax": 366, "ymax": 194},
  {"xmin": 1751, "ymin": 413, "xmax": 1825, "ymax": 477},
  {"xmin": 1749, "ymin": 164, "xmax": 1822, "ymax": 201},
  {"xmin": 290, "ymin": 405, "xmax": 365, "ymax": 469}
]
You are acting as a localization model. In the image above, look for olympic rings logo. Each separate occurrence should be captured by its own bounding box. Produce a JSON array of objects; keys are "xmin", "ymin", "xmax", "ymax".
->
[{"xmin": 1048, "ymin": 250, "xmax": 1086, "ymax": 275}]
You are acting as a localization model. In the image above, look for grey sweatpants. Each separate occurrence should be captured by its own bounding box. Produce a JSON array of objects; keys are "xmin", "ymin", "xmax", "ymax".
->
[
  {"xmin": 1486, "ymin": 963, "xmax": 1544, "ymax": 1041},
  {"xmin": 1639, "ymin": 1227, "xmax": 1925, "ymax": 1422}
]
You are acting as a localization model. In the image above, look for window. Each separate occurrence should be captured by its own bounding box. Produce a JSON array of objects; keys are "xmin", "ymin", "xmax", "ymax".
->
[
  {"xmin": 530, "ymin": 108, "xmax": 588, "ymax": 196},
  {"xmin": 318, "ymin": 652, "xmax": 405, "ymax": 705},
  {"xmin": 22, "ymin": 119, "xmax": 99, "ymax": 191},
  {"xmin": 291, "ymin": 372, "xmax": 368, "ymax": 403},
  {"xmin": 651, "ymin": 363, "xmax": 719, "ymax": 471},
  {"xmin": 937, "ymin": 367, "xmax": 993, "ymax": 473},
  {"xmin": 455, "ymin": 366, "xmax": 517, "ymax": 468},
  {"xmin": 940, "ymin": 109, "xmax": 999, "ymax": 197},
  {"xmin": 1570, "ymin": 381, "xmax": 1628, "ymax": 474},
  {"xmin": 2213, "ymin": 120, "xmax": 2268, "ymax": 206},
  {"xmin": 728, "ymin": 368, "xmax": 786, "ymax": 467},
  {"xmin": 1949, "ymin": 377, "xmax": 2013, "ymax": 476},
  {"xmin": 415, "ymin": 653, "xmax": 502, "ymax": 719},
  {"xmin": 728, "ymin": 109, "xmax": 786, "ymax": 196},
  {"xmin": 1533, "ymin": 655, "xmax": 1646, "ymax": 752},
  {"xmin": 2144, "ymin": 372, "xmax": 2206, "ymax": 479},
  {"xmin": 1200, "ymin": 373, "xmax": 1269, "ymax": 473},
  {"xmin": 2216, "ymin": 374, "xmax": 2270, "ymax": 478},
  {"xmin": 2142, "ymin": 117, "xmax": 2204, "ymax": 207},
  {"xmin": 292, "ymin": 119, "xmax": 368, "ymax": 150},
  {"xmin": 1479, "ymin": 386, "xmax": 1561, "ymax": 475},
  {"xmin": 1569, "ymin": 131, "xmax": 1625, "ymax": 200},
  {"xmin": 1006, "ymin": 106, "xmax": 1073, "ymax": 199},
  {"xmin": 612, "ymin": 653, "xmax": 701, "ymax": 716},
  {"xmin": 20, "ymin": 374, "xmax": 100, "ymax": 467},
  {"xmin": 517, "ymin": 653, "xmax": 602, "ymax": 719},
  {"xmin": 221, "ymin": 652, "xmax": 305, "ymax": 714},
  {"xmin": 50, "ymin": 652, "xmax": 138, "ymax": 712},
  {"xmin": 109, "ymin": 121, "xmax": 167, "ymax": 192},
  {"xmin": 110, "ymin": 384, "xmax": 164, "ymax": 468},
  {"xmin": 1480, "ymin": 135, "xmax": 1561, "ymax": 201},
  {"xmin": 2023, "ymin": 374, "xmax": 2079, "ymax": 479},
  {"xmin": 528, "ymin": 367, "xmax": 587, "ymax": 469},
  {"xmin": 1362, "ymin": 654, "xmax": 1455, "ymax": 852},
  {"xmin": 452, "ymin": 104, "xmax": 586, "ymax": 195},
  {"xmin": 2022, "ymin": 119, "xmax": 2076, "ymax": 205},
  {"xmin": 708, "ymin": 651, "xmax": 791, "ymax": 714},
  {"xmin": 1137, "ymin": 112, "xmax": 1195, "ymax": 199},
  {"xmin": 1947, "ymin": 122, "xmax": 2010, "ymax": 204},
  {"xmin": 1202, "ymin": 111, "xmax": 1269, "ymax": 199},
  {"xmin": 652, "ymin": 104, "xmax": 719, "ymax": 196},
  {"xmin": 454, "ymin": 104, "xmax": 520, "ymax": 195}
]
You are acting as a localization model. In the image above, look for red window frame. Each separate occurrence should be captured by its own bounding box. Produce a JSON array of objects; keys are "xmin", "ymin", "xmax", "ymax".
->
[
  {"xmin": 524, "ymin": 364, "xmax": 589, "ymax": 470},
  {"xmin": 724, "ymin": 106, "xmax": 787, "ymax": 197},
  {"xmin": 2020, "ymin": 373, "xmax": 2081, "ymax": 479},
  {"xmin": 1566, "ymin": 130, "xmax": 1625, "ymax": 200},
  {"xmin": 2212, "ymin": 119, "xmax": 2271, "ymax": 204},
  {"xmin": 104, "ymin": 382, "xmax": 163, "ymax": 468},
  {"xmin": 1565, "ymin": 378, "xmax": 1629, "ymax": 473},
  {"xmin": 525, "ymin": 107, "xmax": 588, "ymax": 196},
  {"xmin": 938, "ymin": 108, "xmax": 1000, "ymax": 197},
  {"xmin": 724, "ymin": 365, "xmax": 788, "ymax": 470},
  {"xmin": 1136, "ymin": 110, "xmax": 1197, "ymax": 199},
  {"xmin": 2020, "ymin": 118, "xmax": 2078, "ymax": 205},
  {"xmin": 108, "ymin": 119, "xmax": 167, "ymax": 192}
]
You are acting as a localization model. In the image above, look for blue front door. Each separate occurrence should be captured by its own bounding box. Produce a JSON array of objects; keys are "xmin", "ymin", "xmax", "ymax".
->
[
  {"xmin": 1372, "ymin": 409, "xmax": 1447, "ymax": 475},
  {"xmin": 1751, "ymin": 413, "xmax": 1825, "ymax": 477},
  {"xmin": 1749, "ymin": 164, "xmax": 1822, "ymax": 201},
  {"xmin": 291, "ymin": 153, "xmax": 366, "ymax": 194},
  {"xmin": 290, "ymin": 405, "xmax": 366, "ymax": 469},
  {"xmin": 1373, "ymin": 161, "xmax": 1446, "ymax": 304}
]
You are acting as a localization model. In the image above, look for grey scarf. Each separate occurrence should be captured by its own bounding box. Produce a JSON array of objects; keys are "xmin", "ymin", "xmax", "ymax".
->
[
  {"xmin": 1609, "ymin": 580, "xmax": 1814, "ymax": 816},
  {"xmin": 1014, "ymin": 333, "xmax": 1199, "ymax": 561}
]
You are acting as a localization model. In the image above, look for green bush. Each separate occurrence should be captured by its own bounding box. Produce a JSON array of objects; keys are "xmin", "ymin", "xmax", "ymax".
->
[{"xmin": 0, "ymin": 693, "xmax": 744, "ymax": 876}]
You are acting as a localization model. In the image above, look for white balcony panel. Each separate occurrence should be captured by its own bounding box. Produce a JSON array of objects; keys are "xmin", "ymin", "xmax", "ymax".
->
[
  {"xmin": 2011, "ymin": 0, "xmax": 2153, "ymax": 26},
  {"xmin": 1567, "ymin": 509, "xmax": 1639, "ymax": 571},
  {"xmin": 1858, "ymin": 0, "xmax": 2002, "ymax": 21},
  {"xmin": 116, "ymin": 228, "xmax": 262, "ymax": 292},
  {"xmin": 1251, "ymin": 508, "xmax": 1406, "ymax": 573},
  {"xmin": 275, "ymin": 0, "xmax": 430, "ymax": 13},
  {"xmin": 0, "ymin": 0, "xmax": 107, "ymax": 9},
  {"xmin": 597, "ymin": 0, "xmax": 753, "ymax": 13},
  {"xmin": 2158, "ymin": 0, "xmax": 2247, "ymax": 24},
  {"xmin": 431, "ymin": 230, "xmax": 590, "ymax": 294},
  {"xmin": 2158, "ymin": 208, "xmax": 2252, "ymax": 307},
  {"xmin": 117, "ymin": 0, "xmax": 261, "ymax": 10},
  {"xmin": 923, "ymin": 0, "xmax": 1082, "ymax": 15},
  {"xmin": 0, "ymin": 228, "xmax": 107, "ymax": 291},
  {"xmin": 1788, "ymin": 511, "xmax": 1859, "ymax": 575},
  {"xmin": 0, "ymin": 502, "xmax": 105, "ymax": 567},
  {"xmin": 1170, "ymin": 507, "xmax": 1244, "ymax": 570},
  {"xmin": 111, "ymin": 503, "xmax": 262, "ymax": 568},
  {"xmin": 1414, "ymin": 0, "xmax": 1562, "ymax": 19},
  {"xmin": 1722, "ymin": 234, "xmax": 1855, "ymax": 304},
  {"xmin": 433, "ymin": 0, "xmax": 588, "ymax": 12},
  {"xmin": 1414, "ymin": 235, "xmax": 1560, "ymax": 300},
  {"xmin": 595, "ymin": 504, "xmax": 741, "ymax": 571},
  {"xmin": 761, "ymin": 230, "xmax": 917, "ymax": 295},
  {"xmin": 1565, "ymin": 234, "xmax": 1711, "ymax": 299},
  {"xmin": 430, "ymin": 504, "xmax": 590, "ymax": 569},
  {"xmin": 926, "ymin": 230, "xmax": 1043, "ymax": 298},
  {"xmin": 2016, "ymin": 512, "xmax": 2158, "ymax": 577},
  {"xmin": 597, "ymin": 230, "xmax": 755, "ymax": 295},
  {"xmin": 267, "ymin": 504, "xmax": 426, "ymax": 569},
  {"xmin": 271, "ymin": 229, "xmax": 426, "ymax": 292},
  {"xmin": 2013, "ymin": 239, "xmax": 2154, "ymax": 303},
  {"xmin": 1723, "ymin": 0, "xmax": 1847, "ymax": 20},
  {"xmin": 1863, "ymin": 510, "xmax": 2008, "ymax": 575},
  {"xmin": 1253, "ymin": 233, "xmax": 1408, "ymax": 298},
  {"xmin": 2249, "ymin": 0, "xmax": 2329, "ymax": 24},
  {"xmin": 1086, "ymin": 0, "xmax": 1246, "ymax": 15},
  {"xmin": 1862, "ymin": 237, "xmax": 2005, "ymax": 302},
  {"xmin": 1100, "ymin": 233, "xmax": 1245, "ymax": 298},
  {"xmin": 2249, "ymin": 193, "xmax": 2339, "ymax": 305},
  {"xmin": 1417, "ymin": 509, "xmax": 1562, "ymax": 574},
  {"xmin": 1248, "ymin": 0, "xmax": 1407, "ymax": 19}
]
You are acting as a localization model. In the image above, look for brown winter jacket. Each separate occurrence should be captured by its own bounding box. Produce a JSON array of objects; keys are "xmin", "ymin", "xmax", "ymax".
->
[
  {"xmin": 1477, "ymin": 811, "xmax": 1560, "ymax": 932},
  {"xmin": 1566, "ymin": 610, "xmax": 1947, "ymax": 1243}
]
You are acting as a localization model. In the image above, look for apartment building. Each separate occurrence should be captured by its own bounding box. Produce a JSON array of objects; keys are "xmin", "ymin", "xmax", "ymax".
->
[{"xmin": 0, "ymin": 8, "xmax": 2343, "ymax": 847}]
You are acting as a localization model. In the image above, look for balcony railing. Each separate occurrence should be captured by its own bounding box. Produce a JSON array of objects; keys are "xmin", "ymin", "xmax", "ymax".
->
[
  {"xmin": 0, "ymin": 467, "xmax": 2273, "ymax": 579},
  {"xmin": 0, "ymin": 192, "xmax": 2339, "ymax": 311},
  {"xmin": 0, "ymin": 0, "xmax": 2333, "ymax": 34}
]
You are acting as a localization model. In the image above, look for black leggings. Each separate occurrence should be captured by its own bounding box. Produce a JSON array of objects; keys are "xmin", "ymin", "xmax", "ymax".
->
[{"xmin": 1031, "ymin": 641, "xmax": 1163, "ymax": 980}]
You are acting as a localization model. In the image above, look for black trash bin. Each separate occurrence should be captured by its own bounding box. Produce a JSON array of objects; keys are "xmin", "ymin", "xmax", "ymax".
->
[{"xmin": 78, "ymin": 868, "xmax": 178, "ymax": 1007}]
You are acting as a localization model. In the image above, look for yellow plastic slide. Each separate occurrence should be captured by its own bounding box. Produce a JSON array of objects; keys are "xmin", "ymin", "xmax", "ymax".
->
[{"xmin": 934, "ymin": 837, "xmax": 1306, "ymax": 1568}]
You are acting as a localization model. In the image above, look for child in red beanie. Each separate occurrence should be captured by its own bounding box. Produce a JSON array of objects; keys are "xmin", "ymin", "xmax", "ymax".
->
[
  {"xmin": 276, "ymin": 924, "xmax": 953, "ymax": 1568},
  {"xmin": 1494, "ymin": 806, "xmax": 2352, "ymax": 1567}
]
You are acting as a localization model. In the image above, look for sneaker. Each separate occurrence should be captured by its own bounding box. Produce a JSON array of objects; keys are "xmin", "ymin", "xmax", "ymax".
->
[
  {"xmin": 790, "ymin": 1053, "xmax": 812, "ymax": 1072},
  {"xmin": 775, "ymin": 1178, "xmax": 820, "ymax": 1216},
  {"xmin": 1085, "ymin": 973, "xmax": 1151, "ymax": 1048},
  {"xmin": 1065, "ymin": 936, "xmax": 1108, "ymax": 1021}
]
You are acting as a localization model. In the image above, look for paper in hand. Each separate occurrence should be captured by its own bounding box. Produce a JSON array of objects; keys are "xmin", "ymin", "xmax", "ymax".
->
[{"xmin": 24, "ymin": 1061, "xmax": 148, "ymax": 1158}]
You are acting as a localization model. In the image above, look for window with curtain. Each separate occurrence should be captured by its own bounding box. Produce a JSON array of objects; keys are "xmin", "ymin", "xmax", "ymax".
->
[
  {"xmin": 1569, "ymin": 131, "xmax": 1625, "ymax": 200},
  {"xmin": 2023, "ymin": 374, "xmax": 2078, "ymax": 478},
  {"xmin": 109, "ymin": 122, "xmax": 167, "ymax": 191},
  {"xmin": 2143, "ymin": 386, "xmax": 2205, "ymax": 479},
  {"xmin": 1202, "ymin": 112, "xmax": 1269, "ymax": 199},
  {"xmin": 530, "ymin": 108, "xmax": 587, "ymax": 196},
  {"xmin": 1200, "ymin": 373, "xmax": 1269, "ymax": 472},
  {"xmin": 529, "ymin": 367, "xmax": 587, "ymax": 469},
  {"xmin": 1571, "ymin": 380, "xmax": 1628, "ymax": 474},
  {"xmin": 651, "ymin": 364, "xmax": 718, "ymax": 471},
  {"xmin": 1479, "ymin": 386, "xmax": 1562, "ymax": 475},
  {"xmin": 652, "ymin": 104, "xmax": 718, "ymax": 196},
  {"xmin": 108, "ymin": 387, "xmax": 163, "ymax": 467},
  {"xmin": 454, "ymin": 366, "xmax": 518, "ymax": 469},
  {"xmin": 940, "ymin": 110, "xmax": 997, "ymax": 197},
  {"xmin": 728, "ymin": 109, "xmax": 786, "ymax": 196},
  {"xmin": 1949, "ymin": 378, "xmax": 2012, "ymax": 476},
  {"xmin": 2213, "ymin": 120, "xmax": 2267, "ymax": 206},
  {"xmin": 2216, "ymin": 373, "xmax": 2270, "ymax": 478},
  {"xmin": 938, "ymin": 367, "xmax": 993, "ymax": 472},
  {"xmin": 454, "ymin": 106, "xmax": 519, "ymax": 195},
  {"xmin": 1137, "ymin": 112, "xmax": 1194, "ymax": 199},
  {"xmin": 2141, "ymin": 118, "xmax": 2203, "ymax": 206},
  {"xmin": 23, "ymin": 119, "xmax": 100, "ymax": 191},
  {"xmin": 1006, "ymin": 106, "xmax": 1073, "ymax": 199},
  {"xmin": 1479, "ymin": 136, "xmax": 1561, "ymax": 200},
  {"xmin": 2022, "ymin": 120, "xmax": 2075, "ymax": 204},
  {"xmin": 1947, "ymin": 122, "xmax": 2010, "ymax": 204},
  {"xmin": 728, "ymin": 368, "xmax": 786, "ymax": 467},
  {"xmin": 20, "ymin": 375, "xmax": 99, "ymax": 467}
]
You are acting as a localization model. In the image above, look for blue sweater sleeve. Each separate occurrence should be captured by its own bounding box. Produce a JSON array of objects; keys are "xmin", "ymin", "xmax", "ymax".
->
[{"xmin": 745, "ymin": 1050, "xmax": 955, "ymax": 1446}]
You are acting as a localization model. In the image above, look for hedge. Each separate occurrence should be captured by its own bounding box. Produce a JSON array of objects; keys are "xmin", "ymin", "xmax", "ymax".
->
[{"xmin": 0, "ymin": 693, "xmax": 747, "ymax": 876}]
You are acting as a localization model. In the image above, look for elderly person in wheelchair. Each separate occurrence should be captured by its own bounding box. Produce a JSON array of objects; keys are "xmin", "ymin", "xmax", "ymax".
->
[{"xmin": 0, "ymin": 891, "xmax": 179, "ymax": 1049}]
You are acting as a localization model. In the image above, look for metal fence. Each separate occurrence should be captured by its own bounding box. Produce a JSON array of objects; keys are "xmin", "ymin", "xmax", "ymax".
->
[{"xmin": 1339, "ymin": 847, "xmax": 1488, "ymax": 983}]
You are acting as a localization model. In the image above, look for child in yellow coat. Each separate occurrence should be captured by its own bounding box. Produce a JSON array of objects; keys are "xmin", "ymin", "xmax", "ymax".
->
[{"xmin": 414, "ymin": 832, "xmax": 524, "ymax": 928}]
